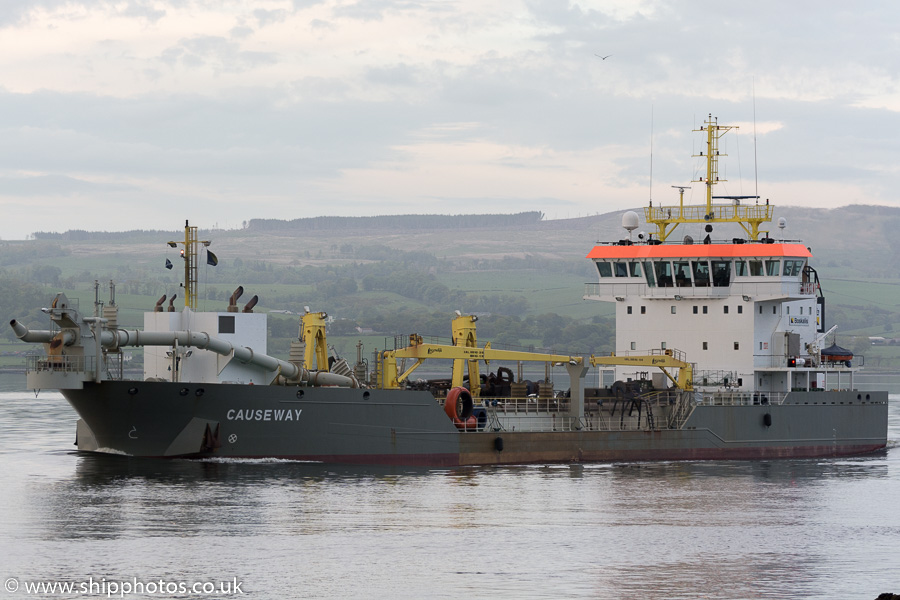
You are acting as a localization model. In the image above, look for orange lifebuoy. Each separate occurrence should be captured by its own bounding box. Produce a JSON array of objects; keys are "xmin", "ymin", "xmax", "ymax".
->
[{"xmin": 445, "ymin": 387, "xmax": 477, "ymax": 430}]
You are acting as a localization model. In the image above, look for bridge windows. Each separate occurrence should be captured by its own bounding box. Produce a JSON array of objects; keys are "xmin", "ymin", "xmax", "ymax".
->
[
  {"xmin": 674, "ymin": 261, "xmax": 691, "ymax": 286},
  {"xmin": 765, "ymin": 260, "xmax": 781, "ymax": 276},
  {"xmin": 656, "ymin": 261, "xmax": 674, "ymax": 287},
  {"xmin": 783, "ymin": 259, "xmax": 805, "ymax": 276},
  {"xmin": 643, "ymin": 261, "xmax": 656, "ymax": 287},
  {"xmin": 692, "ymin": 260, "xmax": 710, "ymax": 287},
  {"xmin": 597, "ymin": 262, "xmax": 612, "ymax": 277},
  {"xmin": 630, "ymin": 262, "xmax": 642, "ymax": 277},
  {"xmin": 614, "ymin": 262, "xmax": 629, "ymax": 277},
  {"xmin": 749, "ymin": 260, "xmax": 764, "ymax": 276},
  {"xmin": 711, "ymin": 260, "xmax": 730, "ymax": 286}
]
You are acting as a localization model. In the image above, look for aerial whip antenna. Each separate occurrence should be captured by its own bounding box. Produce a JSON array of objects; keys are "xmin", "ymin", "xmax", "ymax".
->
[
  {"xmin": 649, "ymin": 105, "xmax": 654, "ymax": 203},
  {"xmin": 753, "ymin": 78, "xmax": 759, "ymax": 198}
]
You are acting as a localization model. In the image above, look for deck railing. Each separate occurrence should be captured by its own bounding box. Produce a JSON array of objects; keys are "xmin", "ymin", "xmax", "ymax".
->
[{"xmin": 25, "ymin": 353, "xmax": 124, "ymax": 380}]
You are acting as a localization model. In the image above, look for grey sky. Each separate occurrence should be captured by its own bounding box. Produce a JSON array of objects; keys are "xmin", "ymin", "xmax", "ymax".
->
[{"xmin": 1, "ymin": 0, "xmax": 899, "ymax": 239}]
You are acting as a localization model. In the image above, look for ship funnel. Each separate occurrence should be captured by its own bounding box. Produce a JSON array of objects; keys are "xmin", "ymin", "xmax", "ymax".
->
[
  {"xmin": 154, "ymin": 295, "xmax": 167, "ymax": 312},
  {"xmin": 228, "ymin": 286, "xmax": 244, "ymax": 313},
  {"xmin": 242, "ymin": 295, "xmax": 258, "ymax": 313}
]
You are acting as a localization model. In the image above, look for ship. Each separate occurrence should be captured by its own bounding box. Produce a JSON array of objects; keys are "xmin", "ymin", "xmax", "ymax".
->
[{"xmin": 10, "ymin": 116, "xmax": 888, "ymax": 465}]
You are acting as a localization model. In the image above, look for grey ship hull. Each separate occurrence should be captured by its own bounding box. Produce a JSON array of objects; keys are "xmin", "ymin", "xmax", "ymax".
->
[{"xmin": 65, "ymin": 381, "xmax": 888, "ymax": 466}]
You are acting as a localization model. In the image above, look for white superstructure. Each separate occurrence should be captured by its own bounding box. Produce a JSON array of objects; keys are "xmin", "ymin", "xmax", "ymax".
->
[{"xmin": 584, "ymin": 116, "xmax": 853, "ymax": 396}]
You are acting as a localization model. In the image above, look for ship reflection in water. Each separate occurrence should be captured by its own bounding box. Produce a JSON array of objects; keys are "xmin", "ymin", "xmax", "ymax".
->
[{"xmin": 1, "ymin": 392, "xmax": 897, "ymax": 600}]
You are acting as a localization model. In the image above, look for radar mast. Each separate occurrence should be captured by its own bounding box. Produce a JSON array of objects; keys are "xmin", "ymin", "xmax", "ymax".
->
[{"xmin": 645, "ymin": 115, "xmax": 772, "ymax": 242}]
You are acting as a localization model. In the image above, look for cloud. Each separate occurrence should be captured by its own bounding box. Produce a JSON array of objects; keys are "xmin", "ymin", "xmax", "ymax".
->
[
  {"xmin": 253, "ymin": 8, "xmax": 288, "ymax": 28},
  {"xmin": 0, "ymin": 174, "xmax": 136, "ymax": 196},
  {"xmin": 159, "ymin": 36, "xmax": 279, "ymax": 73},
  {"xmin": 0, "ymin": 0, "xmax": 899, "ymax": 239}
]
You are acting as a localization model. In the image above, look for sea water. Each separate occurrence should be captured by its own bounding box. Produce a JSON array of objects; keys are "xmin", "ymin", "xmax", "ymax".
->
[{"xmin": 0, "ymin": 389, "xmax": 898, "ymax": 600}]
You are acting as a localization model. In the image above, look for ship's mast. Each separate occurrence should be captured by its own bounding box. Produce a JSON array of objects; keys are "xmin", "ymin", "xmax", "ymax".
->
[
  {"xmin": 694, "ymin": 114, "xmax": 734, "ymax": 214},
  {"xmin": 168, "ymin": 220, "xmax": 211, "ymax": 310},
  {"xmin": 645, "ymin": 115, "xmax": 772, "ymax": 242}
]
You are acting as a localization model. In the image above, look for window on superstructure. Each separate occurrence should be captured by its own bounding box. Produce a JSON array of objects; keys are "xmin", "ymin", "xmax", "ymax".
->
[
  {"xmin": 671, "ymin": 306, "xmax": 677, "ymax": 314},
  {"xmin": 800, "ymin": 306, "xmax": 803, "ymax": 315},
  {"xmin": 614, "ymin": 262, "xmax": 628, "ymax": 277},
  {"xmin": 773, "ymin": 306, "xmax": 777, "ymax": 314},
  {"xmin": 738, "ymin": 305, "xmax": 743, "ymax": 314},
  {"xmin": 724, "ymin": 305, "xmax": 729, "ymax": 314},
  {"xmin": 783, "ymin": 260, "xmax": 796, "ymax": 276},
  {"xmin": 711, "ymin": 260, "xmax": 730, "ymax": 287},
  {"xmin": 692, "ymin": 261, "xmax": 710, "ymax": 287},
  {"xmin": 643, "ymin": 261, "xmax": 656, "ymax": 287},
  {"xmin": 765, "ymin": 260, "xmax": 781, "ymax": 276},
  {"xmin": 749, "ymin": 260, "xmax": 763, "ymax": 276},
  {"xmin": 597, "ymin": 262, "xmax": 612, "ymax": 277},
  {"xmin": 734, "ymin": 342, "xmax": 739, "ymax": 350},
  {"xmin": 703, "ymin": 342, "xmax": 708, "ymax": 350},
  {"xmin": 673, "ymin": 261, "xmax": 691, "ymax": 287},
  {"xmin": 631, "ymin": 342, "xmax": 636, "ymax": 350},
  {"xmin": 641, "ymin": 306, "xmax": 646, "ymax": 314},
  {"xmin": 219, "ymin": 316, "xmax": 235, "ymax": 334},
  {"xmin": 655, "ymin": 261, "xmax": 673, "ymax": 287},
  {"xmin": 627, "ymin": 306, "xmax": 632, "ymax": 314},
  {"xmin": 702, "ymin": 305, "xmax": 708, "ymax": 314},
  {"xmin": 786, "ymin": 306, "xmax": 790, "ymax": 315},
  {"xmin": 630, "ymin": 262, "xmax": 641, "ymax": 277},
  {"xmin": 661, "ymin": 342, "xmax": 667, "ymax": 350},
  {"xmin": 734, "ymin": 260, "xmax": 748, "ymax": 276},
  {"xmin": 784, "ymin": 259, "xmax": 804, "ymax": 276}
]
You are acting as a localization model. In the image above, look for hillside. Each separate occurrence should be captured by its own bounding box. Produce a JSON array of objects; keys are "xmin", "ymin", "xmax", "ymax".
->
[{"xmin": 4, "ymin": 205, "xmax": 900, "ymax": 365}]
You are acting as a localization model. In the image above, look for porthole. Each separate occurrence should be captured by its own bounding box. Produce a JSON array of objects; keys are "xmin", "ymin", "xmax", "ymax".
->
[
  {"xmin": 296, "ymin": 390, "xmax": 305, "ymax": 399},
  {"xmin": 179, "ymin": 388, "xmax": 189, "ymax": 396},
  {"xmin": 127, "ymin": 387, "xmax": 138, "ymax": 396},
  {"xmin": 195, "ymin": 388, "xmax": 205, "ymax": 397},
  {"xmin": 363, "ymin": 391, "xmax": 370, "ymax": 400}
]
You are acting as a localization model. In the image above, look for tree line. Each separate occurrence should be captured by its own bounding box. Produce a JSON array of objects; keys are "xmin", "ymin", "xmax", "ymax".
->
[{"xmin": 247, "ymin": 212, "xmax": 544, "ymax": 232}]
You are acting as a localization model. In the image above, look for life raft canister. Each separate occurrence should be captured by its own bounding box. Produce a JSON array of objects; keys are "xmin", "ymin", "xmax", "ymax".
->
[{"xmin": 445, "ymin": 386, "xmax": 477, "ymax": 430}]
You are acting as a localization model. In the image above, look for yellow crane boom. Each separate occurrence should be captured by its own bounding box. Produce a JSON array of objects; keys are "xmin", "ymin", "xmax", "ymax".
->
[
  {"xmin": 589, "ymin": 351, "xmax": 694, "ymax": 391},
  {"xmin": 379, "ymin": 314, "xmax": 583, "ymax": 394}
]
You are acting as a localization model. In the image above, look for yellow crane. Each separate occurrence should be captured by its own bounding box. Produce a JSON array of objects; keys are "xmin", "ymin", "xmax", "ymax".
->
[
  {"xmin": 377, "ymin": 314, "xmax": 584, "ymax": 396},
  {"xmin": 589, "ymin": 351, "xmax": 694, "ymax": 391}
]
